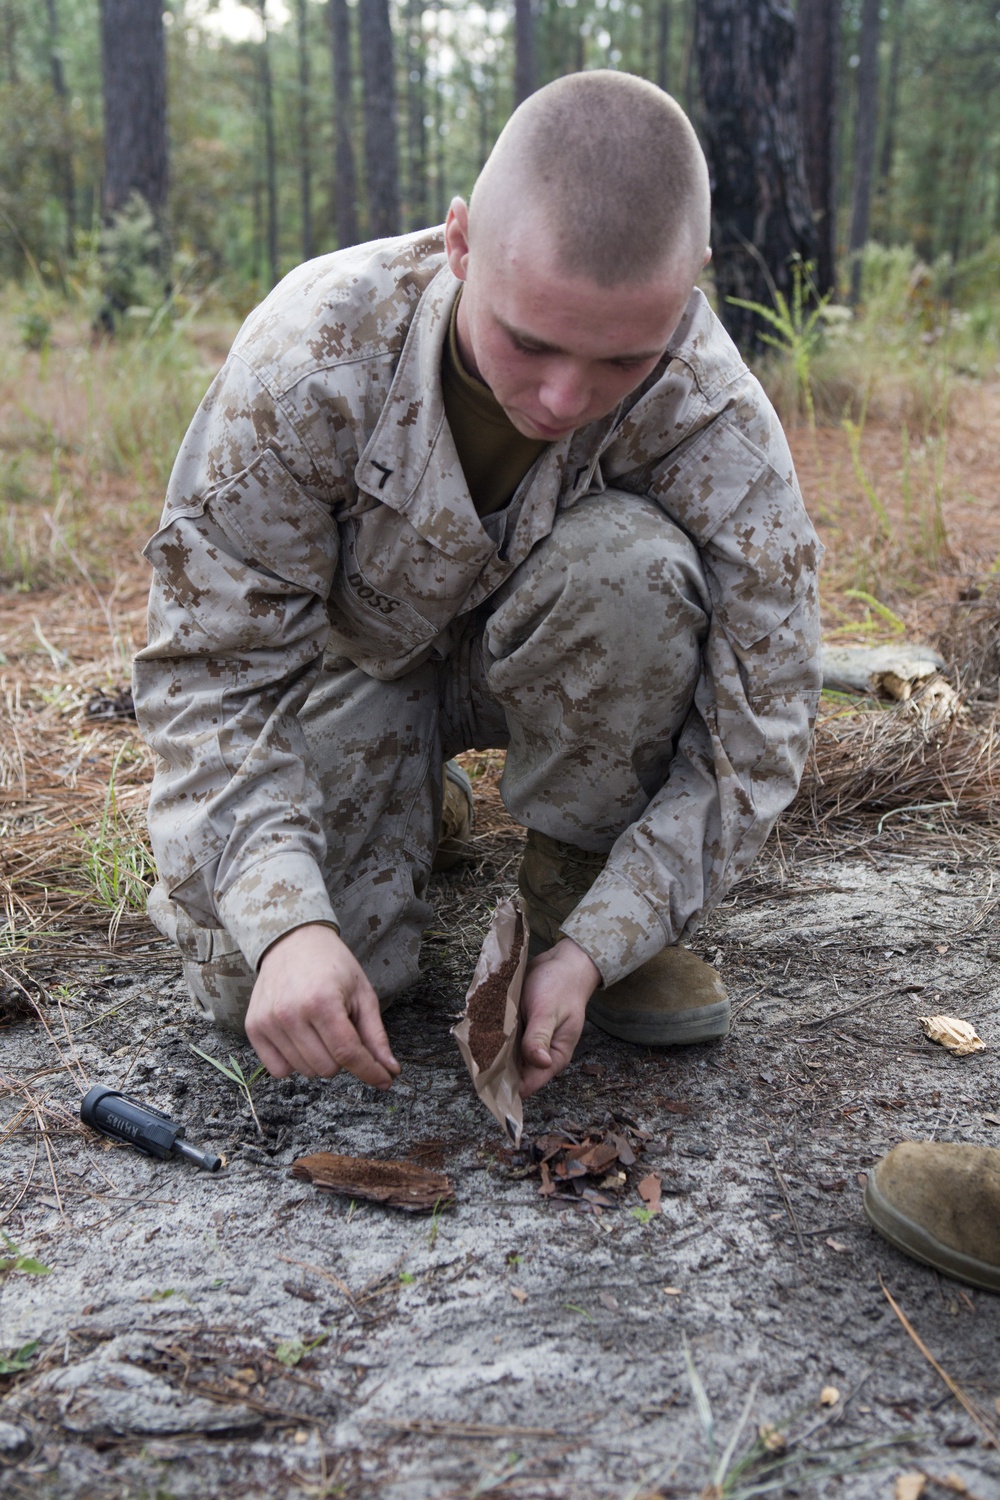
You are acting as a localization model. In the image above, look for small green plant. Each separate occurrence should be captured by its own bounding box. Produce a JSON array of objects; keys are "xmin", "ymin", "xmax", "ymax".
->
[
  {"xmin": 275, "ymin": 1333, "xmax": 326, "ymax": 1368},
  {"xmin": 398, "ymin": 1270, "xmax": 415, "ymax": 1285},
  {"xmin": 0, "ymin": 1341, "xmax": 40, "ymax": 1376},
  {"xmin": 505, "ymin": 1252, "xmax": 522, "ymax": 1269},
  {"xmin": 728, "ymin": 256, "xmax": 830, "ymax": 427},
  {"xmin": 0, "ymin": 1234, "xmax": 50, "ymax": 1277},
  {"xmin": 149, "ymin": 1288, "xmax": 176, "ymax": 1302},
  {"xmin": 17, "ymin": 306, "xmax": 51, "ymax": 353},
  {"xmin": 842, "ymin": 417, "xmax": 891, "ymax": 536},
  {"xmin": 427, "ymin": 1195, "xmax": 449, "ymax": 1249},
  {"xmin": 843, "ymin": 590, "xmax": 908, "ymax": 637},
  {"xmin": 189, "ymin": 1045, "xmax": 267, "ymax": 1134},
  {"xmin": 564, "ymin": 1302, "xmax": 594, "ymax": 1322},
  {"xmin": 630, "ymin": 1206, "xmax": 656, "ymax": 1226},
  {"xmin": 80, "ymin": 743, "xmax": 155, "ymax": 923},
  {"xmin": 469, "ymin": 1452, "xmax": 527, "ymax": 1496}
]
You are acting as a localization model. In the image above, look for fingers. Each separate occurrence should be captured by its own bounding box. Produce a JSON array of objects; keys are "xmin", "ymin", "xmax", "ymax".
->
[
  {"xmin": 246, "ymin": 924, "xmax": 400, "ymax": 1087},
  {"xmin": 354, "ymin": 998, "xmax": 401, "ymax": 1078},
  {"xmin": 516, "ymin": 945, "xmax": 593, "ymax": 1098}
]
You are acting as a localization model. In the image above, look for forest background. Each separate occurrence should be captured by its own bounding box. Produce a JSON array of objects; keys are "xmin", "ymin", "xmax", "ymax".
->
[{"xmin": 3, "ymin": 0, "xmax": 1000, "ymax": 333}]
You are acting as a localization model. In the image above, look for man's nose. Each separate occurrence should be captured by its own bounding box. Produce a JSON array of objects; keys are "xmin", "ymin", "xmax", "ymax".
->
[{"xmin": 538, "ymin": 361, "xmax": 590, "ymax": 421}]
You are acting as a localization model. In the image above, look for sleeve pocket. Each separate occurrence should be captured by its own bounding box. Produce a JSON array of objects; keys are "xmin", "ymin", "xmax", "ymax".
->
[
  {"xmin": 704, "ymin": 468, "xmax": 822, "ymax": 651},
  {"xmin": 207, "ymin": 447, "xmax": 339, "ymax": 598}
]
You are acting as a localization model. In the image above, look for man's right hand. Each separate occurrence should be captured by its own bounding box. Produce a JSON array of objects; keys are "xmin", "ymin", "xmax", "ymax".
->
[{"xmin": 245, "ymin": 924, "xmax": 400, "ymax": 1089}]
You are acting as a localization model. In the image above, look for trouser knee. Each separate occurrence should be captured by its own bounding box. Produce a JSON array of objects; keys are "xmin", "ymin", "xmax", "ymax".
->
[{"xmin": 480, "ymin": 489, "xmax": 711, "ymax": 846}]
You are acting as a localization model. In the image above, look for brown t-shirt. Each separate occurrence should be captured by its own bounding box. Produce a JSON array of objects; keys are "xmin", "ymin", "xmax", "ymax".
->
[{"xmin": 441, "ymin": 298, "xmax": 548, "ymax": 518}]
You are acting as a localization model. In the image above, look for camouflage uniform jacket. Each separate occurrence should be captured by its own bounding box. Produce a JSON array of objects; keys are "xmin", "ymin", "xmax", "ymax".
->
[{"xmin": 134, "ymin": 228, "xmax": 822, "ymax": 980}]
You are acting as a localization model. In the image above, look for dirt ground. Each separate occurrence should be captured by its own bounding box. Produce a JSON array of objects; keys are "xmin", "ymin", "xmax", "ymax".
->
[
  {"xmin": 3, "ymin": 395, "xmax": 1000, "ymax": 1499},
  {"xmin": 3, "ymin": 805, "xmax": 1000, "ymax": 1498}
]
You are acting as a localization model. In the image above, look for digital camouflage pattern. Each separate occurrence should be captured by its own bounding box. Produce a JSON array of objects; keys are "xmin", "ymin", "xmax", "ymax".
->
[{"xmin": 134, "ymin": 228, "xmax": 822, "ymax": 1007}]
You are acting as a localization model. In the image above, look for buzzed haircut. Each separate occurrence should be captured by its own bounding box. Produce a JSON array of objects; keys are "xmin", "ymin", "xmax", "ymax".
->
[{"xmin": 470, "ymin": 71, "xmax": 711, "ymax": 288}]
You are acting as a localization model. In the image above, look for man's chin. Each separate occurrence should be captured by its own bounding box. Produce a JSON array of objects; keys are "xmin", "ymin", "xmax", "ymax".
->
[{"xmin": 511, "ymin": 412, "xmax": 576, "ymax": 441}]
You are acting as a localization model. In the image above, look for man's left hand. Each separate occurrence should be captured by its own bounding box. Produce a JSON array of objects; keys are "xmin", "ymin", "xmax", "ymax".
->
[{"xmin": 519, "ymin": 937, "xmax": 601, "ymax": 1097}]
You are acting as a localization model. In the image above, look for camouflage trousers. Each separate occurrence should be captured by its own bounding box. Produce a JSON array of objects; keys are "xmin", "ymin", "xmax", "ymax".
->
[{"xmin": 160, "ymin": 490, "xmax": 710, "ymax": 1030}]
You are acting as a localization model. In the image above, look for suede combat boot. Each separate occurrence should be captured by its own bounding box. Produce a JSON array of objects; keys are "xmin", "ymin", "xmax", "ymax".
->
[
  {"xmin": 432, "ymin": 759, "xmax": 475, "ymax": 872},
  {"xmin": 517, "ymin": 828, "xmax": 729, "ymax": 1046},
  {"xmin": 863, "ymin": 1141, "xmax": 1000, "ymax": 1293}
]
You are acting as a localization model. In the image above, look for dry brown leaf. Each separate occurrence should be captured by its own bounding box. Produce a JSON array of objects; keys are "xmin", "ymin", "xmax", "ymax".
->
[
  {"xmin": 894, "ymin": 1475, "xmax": 927, "ymax": 1500},
  {"xmin": 662, "ymin": 1286, "xmax": 682, "ymax": 1296},
  {"xmin": 826, "ymin": 1237, "xmax": 849, "ymax": 1253},
  {"xmin": 919, "ymin": 1015, "xmax": 986, "ymax": 1056},
  {"xmin": 290, "ymin": 1152, "xmax": 455, "ymax": 1213},
  {"xmin": 599, "ymin": 1291, "xmax": 619, "ymax": 1311},
  {"xmin": 819, "ymin": 1385, "xmax": 840, "ymax": 1406},
  {"xmin": 638, "ymin": 1173, "xmax": 662, "ymax": 1214},
  {"xmin": 510, "ymin": 1287, "xmax": 528, "ymax": 1305},
  {"xmin": 940, "ymin": 1476, "xmax": 969, "ymax": 1495},
  {"xmin": 758, "ymin": 1424, "xmax": 786, "ymax": 1453}
]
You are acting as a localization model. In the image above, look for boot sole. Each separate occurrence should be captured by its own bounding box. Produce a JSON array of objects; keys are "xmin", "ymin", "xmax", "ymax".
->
[
  {"xmin": 585, "ymin": 996, "xmax": 730, "ymax": 1047},
  {"xmin": 863, "ymin": 1173, "xmax": 1000, "ymax": 1293}
]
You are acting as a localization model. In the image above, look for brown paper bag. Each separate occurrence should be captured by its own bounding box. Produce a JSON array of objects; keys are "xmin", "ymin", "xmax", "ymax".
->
[{"xmin": 452, "ymin": 897, "xmax": 528, "ymax": 1144}]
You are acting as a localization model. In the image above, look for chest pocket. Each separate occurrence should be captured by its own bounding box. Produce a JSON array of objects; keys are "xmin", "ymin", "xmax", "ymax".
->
[{"xmin": 326, "ymin": 512, "xmax": 493, "ymax": 676}]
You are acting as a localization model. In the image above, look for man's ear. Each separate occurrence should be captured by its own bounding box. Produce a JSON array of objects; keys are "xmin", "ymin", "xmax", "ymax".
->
[
  {"xmin": 702, "ymin": 246, "xmax": 713, "ymax": 268},
  {"xmin": 444, "ymin": 197, "xmax": 471, "ymax": 282}
]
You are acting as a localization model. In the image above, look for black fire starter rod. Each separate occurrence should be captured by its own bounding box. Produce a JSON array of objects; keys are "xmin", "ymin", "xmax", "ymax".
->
[{"xmin": 80, "ymin": 1085, "xmax": 223, "ymax": 1172}]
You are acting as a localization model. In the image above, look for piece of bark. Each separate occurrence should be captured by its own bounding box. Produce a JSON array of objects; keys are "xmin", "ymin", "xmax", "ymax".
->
[
  {"xmin": 290, "ymin": 1152, "xmax": 454, "ymax": 1212},
  {"xmin": 821, "ymin": 644, "xmax": 945, "ymax": 697},
  {"xmin": 452, "ymin": 897, "xmax": 529, "ymax": 1144}
]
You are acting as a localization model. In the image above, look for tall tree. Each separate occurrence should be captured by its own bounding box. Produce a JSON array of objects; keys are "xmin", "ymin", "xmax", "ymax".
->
[
  {"xmin": 847, "ymin": 0, "xmax": 882, "ymax": 301},
  {"xmin": 796, "ymin": 0, "xmax": 839, "ymax": 296},
  {"xmin": 359, "ymin": 0, "xmax": 400, "ymax": 238},
  {"xmin": 655, "ymin": 1, "xmax": 671, "ymax": 93},
  {"xmin": 330, "ymin": 0, "xmax": 359, "ymax": 248},
  {"xmin": 98, "ymin": 0, "xmax": 167, "ymax": 227},
  {"xmin": 514, "ymin": 0, "xmax": 535, "ymax": 106},
  {"xmin": 875, "ymin": 0, "xmax": 905, "ymax": 229},
  {"xmin": 697, "ymin": 0, "xmax": 817, "ymax": 352},
  {"xmin": 405, "ymin": 0, "xmax": 428, "ymax": 230},
  {"xmin": 44, "ymin": 0, "xmax": 75, "ymax": 258},
  {"xmin": 296, "ymin": 0, "xmax": 313, "ymax": 261},
  {"xmin": 256, "ymin": 0, "xmax": 279, "ymax": 286}
]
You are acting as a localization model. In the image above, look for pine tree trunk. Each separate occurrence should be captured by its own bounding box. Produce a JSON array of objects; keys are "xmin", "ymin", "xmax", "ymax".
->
[
  {"xmin": 257, "ymin": 0, "xmax": 279, "ymax": 287},
  {"xmin": 98, "ymin": 0, "xmax": 168, "ymax": 226},
  {"xmin": 848, "ymin": 0, "xmax": 881, "ymax": 302},
  {"xmin": 44, "ymin": 0, "xmax": 75, "ymax": 259},
  {"xmin": 330, "ymin": 0, "xmax": 359, "ymax": 248},
  {"xmin": 796, "ymin": 0, "xmax": 839, "ymax": 296},
  {"xmin": 697, "ymin": 0, "xmax": 818, "ymax": 353},
  {"xmin": 3, "ymin": 0, "xmax": 19, "ymax": 86},
  {"xmin": 296, "ymin": 0, "xmax": 313, "ymax": 261},
  {"xmin": 656, "ymin": 1, "xmax": 671, "ymax": 93},
  {"xmin": 514, "ymin": 0, "xmax": 536, "ymax": 106},
  {"xmin": 876, "ymin": 0, "xmax": 905, "ymax": 224},
  {"xmin": 405, "ymin": 0, "xmax": 428, "ymax": 230},
  {"xmin": 359, "ymin": 0, "xmax": 400, "ymax": 239}
]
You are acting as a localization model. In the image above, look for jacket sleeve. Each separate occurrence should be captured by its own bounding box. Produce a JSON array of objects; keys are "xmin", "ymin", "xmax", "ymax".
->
[
  {"xmin": 133, "ymin": 356, "xmax": 343, "ymax": 970},
  {"xmin": 560, "ymin": 399, "xmax": 823, "ymax": 986}
]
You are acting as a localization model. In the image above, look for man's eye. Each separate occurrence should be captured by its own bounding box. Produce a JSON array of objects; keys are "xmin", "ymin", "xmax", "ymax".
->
[{"xmin": 511, "ymin": 335, "xmax": 543, "ymax": 355}]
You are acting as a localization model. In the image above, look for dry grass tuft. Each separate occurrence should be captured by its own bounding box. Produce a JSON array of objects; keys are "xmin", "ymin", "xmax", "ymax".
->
[
  {"xmin": 931, "ymin": 576, "xmax": 1000, "ymax": 702},
  {"xmin": 0, "ymin": 571, "xmax": 156, "ymax": 946},
  {"xmin": 781, "ymin": 689, "xmax": 1000, "ymax": 856}
]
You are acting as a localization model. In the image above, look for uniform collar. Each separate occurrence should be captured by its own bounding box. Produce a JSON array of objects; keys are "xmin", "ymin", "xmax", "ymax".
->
[{"xmin": 354, "ymin": 263, "xmax": 616, "ymax": 566}]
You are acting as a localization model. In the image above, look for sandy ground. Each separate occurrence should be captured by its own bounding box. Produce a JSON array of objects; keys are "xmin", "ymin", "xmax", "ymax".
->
[{"xmin": 2, "ymin": 838, "xmax": 1000, "ymax": 1500}]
